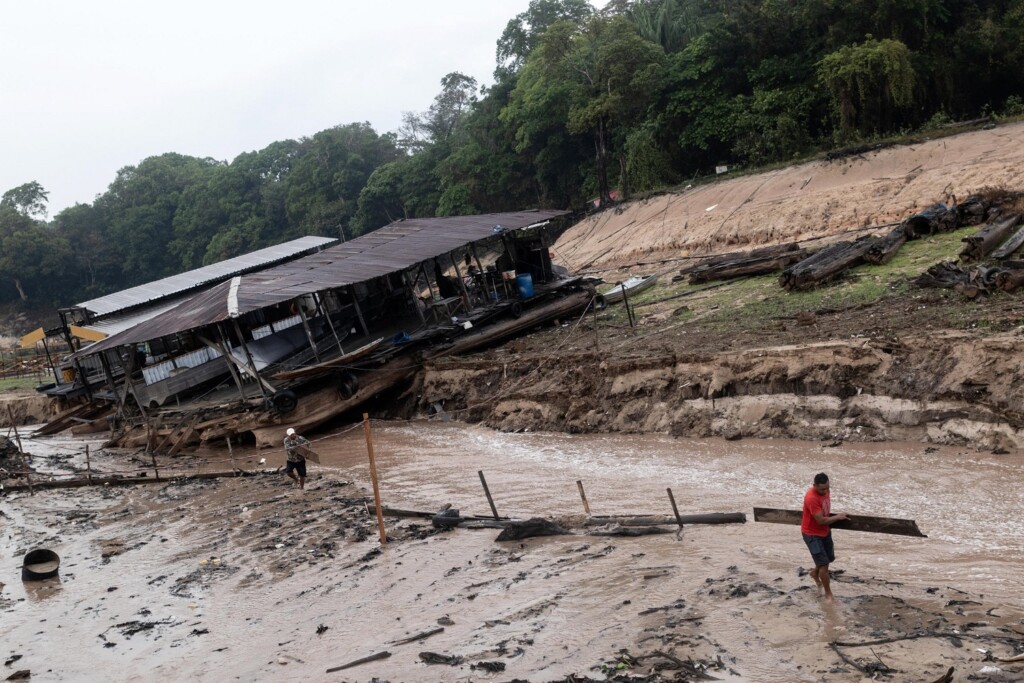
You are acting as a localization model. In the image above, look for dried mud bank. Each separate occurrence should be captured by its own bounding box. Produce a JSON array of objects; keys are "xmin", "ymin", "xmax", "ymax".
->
[
  {"xmin": 0, "ymin": 390, "xmax": 56, "ymax": 427},
  {"xmin": 420, "ymin": 330, "xmax": 1024, "ymax": 450}
]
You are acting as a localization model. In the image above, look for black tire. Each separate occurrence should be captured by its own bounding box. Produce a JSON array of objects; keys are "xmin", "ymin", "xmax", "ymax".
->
[
  {"xmin": 271, "ymin": 389, "xmax": 298, "ymax": 414},
  {"xmin": 337, "ymin": 371, "xmax": 359, "ymax": 400},
  {"xmin": 510, "ymin": 301, "xmax": 523, "ymax": 318}
]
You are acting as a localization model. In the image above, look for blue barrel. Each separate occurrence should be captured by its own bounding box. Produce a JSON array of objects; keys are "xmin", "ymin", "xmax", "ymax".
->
[{"xmin": 516, "ymin": 273, "xmax": 534, "ymax": 298}]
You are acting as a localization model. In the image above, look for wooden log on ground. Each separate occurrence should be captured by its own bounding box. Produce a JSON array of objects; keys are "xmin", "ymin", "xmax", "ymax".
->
[
  {"xmin": 584, "ymin": 512, "xmax": 746, "ymax": 526},
  {"xmin": 494, "ymin": 518, "xmax": 572, "ymax": 541},
  {"xmin": 325, "ymin": 651, "xmax": 391, "ymax": 673},
  {"xmin": 689, "ymin": 250, "xmax": 807, "ymax": 284},
  {"xmin": 959, "ymin": 213, "xmax": 1021, "ymax": 263},
  {"xmin": 780, "ymin": 237, "xmax": 876, "ymax": 291},
  {"xmin": 914, "ymin": 261, "xmax": 968, "ymax": 289},
  {"xmin": 366, "ymin": 503, "xmax": 507, "ymax": 521},
  {"xmin": 1, "ymin": 469, "xmax": 275, "ymax": 493},
  {"xmin": 994, "ymin": 267, "xmax": 1024, "ymax": 292},
  {"xmin": 991, "ymin": 223, "xmax": 1024, "ymax": 260},
  {"xmin": 904, "ymin": 203, "xmax": 958, "ymax": 239},
  {"xmin": 677, "ymin": 242, "xmax": 802, "ymax": 278},
  {"xmin": 753, "ymin": 507, "xmax": 926, "ymax": 537},
  {"xmin": 955, "ymin": 194, "xmax": 990, "ymax": 227},
  {"xmin": 863, "ymin": 225, "xmax": 908, "ymax": 265}
]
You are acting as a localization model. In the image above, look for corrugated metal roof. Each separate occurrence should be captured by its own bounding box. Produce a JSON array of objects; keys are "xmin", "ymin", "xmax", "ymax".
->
[
  {"xmin": 74, "ymin": 235, "xmax": 338, "ymax": 318},
  {"xmin": 71, "ymin": 210, "xmax": 567, "ymax": 358}
]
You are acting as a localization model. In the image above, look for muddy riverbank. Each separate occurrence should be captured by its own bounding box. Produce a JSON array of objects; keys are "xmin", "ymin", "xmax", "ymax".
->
[{"xmin": 2, "ymin": 425, "xmax": 1022, "ymax": 681}]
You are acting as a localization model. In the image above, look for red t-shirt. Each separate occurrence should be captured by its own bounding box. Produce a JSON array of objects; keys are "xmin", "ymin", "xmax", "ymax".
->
[{"xmin": 801, "ymin": 487, "xmax": 831, "ymax": 536}]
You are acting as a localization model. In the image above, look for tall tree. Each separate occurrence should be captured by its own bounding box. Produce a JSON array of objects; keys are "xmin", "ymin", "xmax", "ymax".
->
[{"xmin": 1, "ymin": 181, "xmax": 49, "ymax": 219}]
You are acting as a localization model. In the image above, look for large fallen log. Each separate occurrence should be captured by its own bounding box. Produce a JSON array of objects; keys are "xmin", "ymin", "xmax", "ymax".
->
[
  {"xmin": 954, "ymin": 194, "xmax": 990, "ymax": 226},
  {"xmin": 689, "ymin": 250, "xmax": 807, "ymax": 284},
  {"xmin": 903, "ymin": 202, "xmax": 959, "ymax": 239},
  {"xmin": 753, "ymin": 507, "xmax": 927, "ymax": 537},
  {"xmin": 863, "ymin": 225, "xmax": 908, "ymax": 265},
  {"xmin": 584, "ymin": 513, "xmax": 746, "ymax": 527},
  {"xmin": 991, "ymin": 223, "xmax": 1024, "ymax": 260},
  {"xmin": 994, "ymin": 266, "xmax": 1024, "ymax": 292},
  {"xmin": 779, "ymin": 237, "xmax": 876, "ymax": 291},
  {"xmin": 959, "ymin": 213, "xmax": 1021, "ymax": 263},
  {"xmin": 677, "ymin": 242, "xmax": 803, "ymax": 278}
]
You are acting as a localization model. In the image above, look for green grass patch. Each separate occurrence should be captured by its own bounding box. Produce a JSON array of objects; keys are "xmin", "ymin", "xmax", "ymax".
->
[{"xmin": 0, "ymin": 376, "xmax": 41, "ymax": 391}]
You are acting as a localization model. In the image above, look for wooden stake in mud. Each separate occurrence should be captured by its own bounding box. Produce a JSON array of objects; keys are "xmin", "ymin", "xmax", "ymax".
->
[
  {"xmin": 478, "ymin": 470, "xmax": 500, "ymax": 520},
  {"xmin": 151, "ymin": 452, "xmax": 161, "ymax": 482},
  {"xmin": 620, "ymin": 283, "xmax": 636, "ymax": 328},
  {"xmin": 85, "ymin": 444, "xmax": 93, "ymax": 482},
  {"xmin": 363, "ymin": 413, "xmax": 387, "ymax": 545},
  {"xmin": 576, "ymin": 479, "xmax": 591, "ymax": 515},
  {"xmin": 226, "ymin": 436, "xmax": 237, "ymax": 472},
  {"xmin": 666, "ymin": 488, "xmax": 684, "ymax": 527}
]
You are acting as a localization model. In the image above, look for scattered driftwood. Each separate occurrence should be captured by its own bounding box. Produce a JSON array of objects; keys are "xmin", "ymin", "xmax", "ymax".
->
[
  {"xmin": 904, "ymin": 202, "xmax": 959, "ymax": 238},
  {"xmin": 960, "ymin": 213, "xmax": 1021, "ymax": 262},
  {"xmin": 584, "ymin": 513, "xmax": 746, "ymax": 527},
  {"xmin": 863, "ymin": 225, "xmax": 908, "ymax": 265},
  {"xmin": 494, "ymin": 518, "xmax": 572, "ymax": 541},
  {"xmin": 325, "ymin": 650, "xmax": 391, "ymax": 673},
  {"xmin": 389, "ymin": 627, "xmax": 444, "ymax": 646},
  {"xmin": 927, "ymin": 667, "xmax": 955, "ymax": 683},
  {"xmin": 753, "ymin": 508, "xmax": 926, "ymax": 537},
  {"xmin": 915, "ymin": 261, "xmax": 1024, "ymax": 297},
  {"xmin": 35, "ymin": 403, "xmax": 113, "ymax": 437},
  {"xmin": 419, "ymin": 652, "xmax": 463, "ymax": 665},
  {"xmin": 780, "ymin": 237, "xmax": 875, "ymax": 291},
  {"xmin": 677, "ymin": 242, "xmax": 801, "ymax": 277},
  {"xmin": 644, "ymin": 650, "xmax": 720, "ymax": 680},
  {"xmin": 991, "ymin": 223, "xmax": 1024, "ymax": 260}
]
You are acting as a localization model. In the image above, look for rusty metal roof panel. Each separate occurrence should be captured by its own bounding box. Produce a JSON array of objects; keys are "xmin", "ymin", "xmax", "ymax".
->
[{"xmin": 74, "ymin": 236, "xmax": 338, "ymax": 318}]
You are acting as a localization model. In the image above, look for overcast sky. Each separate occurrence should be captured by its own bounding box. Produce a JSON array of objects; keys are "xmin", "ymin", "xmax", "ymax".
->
[{"xmin": 1, "ymin": 1, "xmax": 602, "ymax": 216}]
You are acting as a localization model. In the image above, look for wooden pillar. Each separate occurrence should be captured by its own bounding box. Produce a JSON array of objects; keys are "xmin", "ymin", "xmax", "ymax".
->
[
  {"xmin": 315, "ymin": 292, "xmax": 345, "ymax": 355},
  {"xmin": 295, "ymin": 299, "xmax": 321, "ymax": 362},
  {"xmin": 478, "ymin": 470, "xmax": 500, "ymax": 520},
  {"xmin": 405, "ymin": 271, "xmax": 427, "ymax": 326},
  {"xmin": 231, "ymin": 319, "xmax": 268, "ymax": 401},
  {"xmin": 449, "ymin": 252, "xmax": 471, "ymax": 311},
  {"xmin": 349, "ymin": 288, "xmax": 369, "ymax": 337},
  {"xmin": 576, "ymin": 479, "xmax": 591, "ymax": 515},
  {"xmin": 363, "ymin": 413, "xmax": 387, "ymax": 545},
  {"xmin": 99, "ymin": 352, "xmax": 119, "ymax": 396}
]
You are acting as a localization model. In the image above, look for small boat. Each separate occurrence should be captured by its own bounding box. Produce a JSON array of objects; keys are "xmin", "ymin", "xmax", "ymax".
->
[{"xmin": 601, "ymin": 274, "xmax": 659, "ymax": 305}]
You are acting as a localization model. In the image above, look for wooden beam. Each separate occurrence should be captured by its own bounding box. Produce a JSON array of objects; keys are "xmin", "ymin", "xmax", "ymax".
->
[{"xmin": 753, "ymin": 507, "xmax": 926, "ymax": 537}]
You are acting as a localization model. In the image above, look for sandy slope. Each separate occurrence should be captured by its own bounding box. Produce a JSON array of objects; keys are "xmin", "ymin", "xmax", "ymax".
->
[{"xmin": 555, "ymin": 122, "xmax": 1024, "ymax": 272}]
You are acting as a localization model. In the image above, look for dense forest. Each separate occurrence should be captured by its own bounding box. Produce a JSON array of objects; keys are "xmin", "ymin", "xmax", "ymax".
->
[{"xmin": 3, "ymin": 0, "xmax": 1024, "ymax": 310}]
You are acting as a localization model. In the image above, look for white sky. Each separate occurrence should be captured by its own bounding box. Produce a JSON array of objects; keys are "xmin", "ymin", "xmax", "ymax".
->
[{"xmin": 1, "ymin": 1, "xmax": 602, "ymax": 215}]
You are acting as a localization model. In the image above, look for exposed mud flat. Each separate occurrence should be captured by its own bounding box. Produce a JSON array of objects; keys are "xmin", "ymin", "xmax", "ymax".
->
[
  {"xmin": 2, "ymin": 426, "xmax": 1022, "ymax": 681},
  {"xmin": 421, "ymin": 329, "xmax": 1024, "ymax": 450}
]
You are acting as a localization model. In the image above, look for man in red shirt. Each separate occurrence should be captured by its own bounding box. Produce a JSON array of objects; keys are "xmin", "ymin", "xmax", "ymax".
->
[{"xmin": 801, "ymin": 472, "xmax": 848, "ymax": 601}]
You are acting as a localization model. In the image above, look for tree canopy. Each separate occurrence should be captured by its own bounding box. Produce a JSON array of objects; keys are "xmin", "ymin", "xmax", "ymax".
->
[{"xmin": 5, "ymin": 0, "xmax": 1024, "ymax": 310}]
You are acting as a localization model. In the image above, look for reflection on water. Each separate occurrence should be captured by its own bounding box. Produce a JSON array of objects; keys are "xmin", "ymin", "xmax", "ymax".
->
[{"xmin": 23, "ymin": 576, "xmax": 63, "ymax": 602}]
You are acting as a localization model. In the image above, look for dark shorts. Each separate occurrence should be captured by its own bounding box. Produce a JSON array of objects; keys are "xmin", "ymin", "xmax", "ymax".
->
[
  {"xmin": 284, "ymin": 459, "xmax": 306, "ymax": 478},
  {"xmin": 803, "ymin": 532, "xmax": 835, "ymax": 567}
]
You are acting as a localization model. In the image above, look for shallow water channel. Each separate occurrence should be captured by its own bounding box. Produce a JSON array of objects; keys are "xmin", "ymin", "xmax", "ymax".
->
[{"xmin": 1, "ymin": 423, "xmax": 1021, "ymax": 682}]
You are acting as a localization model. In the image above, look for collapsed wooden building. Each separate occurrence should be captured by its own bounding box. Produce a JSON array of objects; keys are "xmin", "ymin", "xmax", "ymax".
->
[{"xmin": 41, "ymin": 211, "xmax": 593, "ymax": 449}]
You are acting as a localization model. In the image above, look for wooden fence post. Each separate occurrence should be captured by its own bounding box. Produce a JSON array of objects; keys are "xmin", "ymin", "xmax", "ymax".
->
[
  {"xmin": 363, "ymin": 413, "xmax": 387, "ymax": 545},
  {"xmin": 85, "ymin": 444, "xmax": 93, "ymax": 483},
  {"xmin": 576, "ymin": 479, "xmax": 591, "ymax": 515},
  {"xmin": 478, "ymin": 470, "xmax": 500, "ymax": 520}
]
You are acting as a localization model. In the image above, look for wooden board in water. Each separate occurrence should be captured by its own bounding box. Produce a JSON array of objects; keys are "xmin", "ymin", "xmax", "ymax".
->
[{"xmin": 753, "ymin": 507, "xmax": 926, "ymax": 537}]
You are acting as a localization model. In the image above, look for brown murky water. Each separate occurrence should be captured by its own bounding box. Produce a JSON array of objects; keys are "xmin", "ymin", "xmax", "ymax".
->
[{"xmin": 2, "ymin": 423, "xmax": 1022, "ymax": 682}]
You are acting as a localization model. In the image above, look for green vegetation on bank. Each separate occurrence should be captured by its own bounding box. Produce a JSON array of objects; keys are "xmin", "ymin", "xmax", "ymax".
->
[{"xmin": 4, "ymin": 0, "xmax": 1024, "ymax": 312}]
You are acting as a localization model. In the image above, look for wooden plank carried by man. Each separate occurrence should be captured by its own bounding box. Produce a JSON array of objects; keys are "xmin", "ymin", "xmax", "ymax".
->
[{"xmin": 753, "ymin": 507, "xmax": 927, "ymax": 537}]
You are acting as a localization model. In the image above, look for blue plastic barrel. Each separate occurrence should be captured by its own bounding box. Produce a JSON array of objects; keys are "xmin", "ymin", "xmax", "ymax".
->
[{"xmin": 516, "ymin": 273, "xmax": 534, "ymax": 298}]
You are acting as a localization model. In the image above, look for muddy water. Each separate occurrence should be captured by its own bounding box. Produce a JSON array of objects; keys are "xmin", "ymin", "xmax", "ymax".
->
[{"xmin": 1, "ymin": 424, "xmax": 1022, "ymax": 682}]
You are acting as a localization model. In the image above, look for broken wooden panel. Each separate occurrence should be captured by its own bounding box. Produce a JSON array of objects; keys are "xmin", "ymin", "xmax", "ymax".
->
[
  {"xmin": 752, "ymin": 507, "xmax": 926, "ymax": 537},
  {"xmin": 959, "ymin": 213, "xmax": 1021, "ymax": 262}
]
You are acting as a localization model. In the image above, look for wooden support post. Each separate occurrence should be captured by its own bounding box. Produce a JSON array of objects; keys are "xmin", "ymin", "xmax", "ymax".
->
[
  {"xmin": 7, "ymin": 406, "xmax": 24, "ymax": 457},
  {"xmin": 151, "ymin": 451, "xmax": 161, "ymax": 482},
  {"xmin": 420, "ymin": 262, "xmax": 436, "ymax": 301},
  {"xmin": 231, "ymin": 319, "xmax": 269, "ymax": 400},
  {"xmin": 214, "ymin": 326, "xmax": 247, "ymax": 400},
  {"xmin": 667, "ymin": 488, "xmax": 683, "ymax": 527},
  {"xmin": 405, "ymin": 271, "xmax": 427, "ymax": 326},
  {"xmin": 316, "ymin": 292, "xmax": 345, "ymax": 355},
  {"xmin": 227, "ymin": 436, "xmax": 236, "ymax": 471},
  {"xmin": 621, "ymin": 283, "xmax": 635, "ymax": 328},
  {"xmin": 85, "ymin": 444, "xmax": 93, "ymax": 482},
  {"xmin": 576, "ymin": 479, "xmax": 591, "ymax": 515},
  {"xmin": 350, "ymin": 288, "xmax": 369, "ymax": 337},
  {"xmin": 363, "ymin": 413, "xmax": 387, "ymax": 545},
  {"xmin": 478, "ymin": 470, "xmax": 500, "ymax": 520},
  {"xmin": 450, "ymin": 252, "xmax": 471, "ymax": 311},
  {"xmin": 296, "ymin": 299, "xmax": 322, "ymax": 362}
]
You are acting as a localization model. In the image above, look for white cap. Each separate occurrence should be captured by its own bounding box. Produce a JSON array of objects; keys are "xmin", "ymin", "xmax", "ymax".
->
[{"xmin": 286, "ymin": 428, "xmax": 296, "ymax": 436}]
